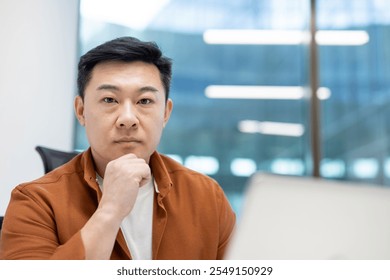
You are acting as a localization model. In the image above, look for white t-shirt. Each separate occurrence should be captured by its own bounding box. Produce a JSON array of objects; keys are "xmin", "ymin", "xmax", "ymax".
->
[{"xmin": 96, "ymin": 174, "xmax": 156, "ymax": 260}]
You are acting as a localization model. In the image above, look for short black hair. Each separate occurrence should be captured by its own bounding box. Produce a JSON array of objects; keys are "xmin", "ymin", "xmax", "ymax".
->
[{"xmin": 77, "ymin": 36, "xmax": 172, "ymax": 101}]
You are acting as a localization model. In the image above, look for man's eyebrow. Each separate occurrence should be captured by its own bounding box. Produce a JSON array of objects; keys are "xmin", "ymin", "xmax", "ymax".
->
[
  {"xmin": 96, "ymin": 84, "xmax": 120, "ymax": 91},
  {"xmin": 139, "ymin": 86, "xmax": 159, "ymax": 94}
]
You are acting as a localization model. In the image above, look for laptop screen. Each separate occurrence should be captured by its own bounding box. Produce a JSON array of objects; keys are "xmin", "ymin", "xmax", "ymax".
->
[{"xmin": 225, "ymin": 173, "xmax": 390, "ymax": 260}]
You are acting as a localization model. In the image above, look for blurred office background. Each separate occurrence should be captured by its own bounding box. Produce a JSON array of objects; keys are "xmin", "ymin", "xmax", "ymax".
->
[{"xmin": 1, "ymin": 0, "xmax": 390, "ymax": 215}]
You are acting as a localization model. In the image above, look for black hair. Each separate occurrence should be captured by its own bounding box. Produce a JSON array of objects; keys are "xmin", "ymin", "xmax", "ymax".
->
[{"xmin": 77, "ymin": 36, "xmax": 172, "ymax": 101}]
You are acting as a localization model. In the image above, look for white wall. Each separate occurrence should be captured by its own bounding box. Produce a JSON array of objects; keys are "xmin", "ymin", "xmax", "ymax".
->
[{"xmin": 0, "ymin": 0, "xmax": 79, "ymax": 214}]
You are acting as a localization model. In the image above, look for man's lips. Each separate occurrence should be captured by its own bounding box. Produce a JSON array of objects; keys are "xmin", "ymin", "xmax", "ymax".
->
[{"xmin": 113, "ymin": 137, "xmax": 142, "ymax": 144}]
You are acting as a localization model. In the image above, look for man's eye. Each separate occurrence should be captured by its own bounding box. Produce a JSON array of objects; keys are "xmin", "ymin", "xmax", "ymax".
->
[
  {"xmin": 139, "ymin": 98, "xmax": 152, "ymax": 105},
  {"xmin": 103, "ymin": 97, "xmax": 116, "ymax": 103}
]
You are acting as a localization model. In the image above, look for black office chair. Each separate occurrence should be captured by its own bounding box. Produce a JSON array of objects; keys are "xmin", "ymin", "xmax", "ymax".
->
[{"xmin": 35, "ymin": 146, "xmax": 80, "ymax": 174}]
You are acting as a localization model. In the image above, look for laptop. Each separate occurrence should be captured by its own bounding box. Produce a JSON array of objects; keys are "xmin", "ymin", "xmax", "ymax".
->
[{"xmin": 225, "ymin": 172, "xmax": 390, "ymax": 260}]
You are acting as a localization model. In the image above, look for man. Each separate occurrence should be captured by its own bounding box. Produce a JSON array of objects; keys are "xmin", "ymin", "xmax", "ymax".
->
[{"xmin": 0, "ymin": 37, "xmax": 236, "ymax": 259}]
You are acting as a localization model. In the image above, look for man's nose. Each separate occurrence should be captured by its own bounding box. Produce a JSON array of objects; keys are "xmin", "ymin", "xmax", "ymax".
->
[{"xmin": 116, "ymin": 102, "xmax": 139, "ymax": 128}]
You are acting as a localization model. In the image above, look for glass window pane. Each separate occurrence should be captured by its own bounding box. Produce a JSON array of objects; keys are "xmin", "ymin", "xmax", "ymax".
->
[{"xmin": 317, "ymin": 0, "xmax": 390, "ymax": 186}]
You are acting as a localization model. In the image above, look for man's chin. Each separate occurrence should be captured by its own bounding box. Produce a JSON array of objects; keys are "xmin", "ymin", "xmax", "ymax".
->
[{"xmin": 113, "ymin": 149, "xmax": 150, "ymax": 163}]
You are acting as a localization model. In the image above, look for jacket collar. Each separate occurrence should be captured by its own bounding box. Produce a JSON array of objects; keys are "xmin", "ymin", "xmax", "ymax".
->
[
  {"xmin": 80, "ymin": 148, "xmax": 102, "ymax": 201},
  {"xmin": 149, "ymin": 151, "xmax": 173, "ymax": 199}
]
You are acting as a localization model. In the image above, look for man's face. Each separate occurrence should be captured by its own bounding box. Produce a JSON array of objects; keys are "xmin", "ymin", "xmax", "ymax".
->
[{"xmin": 75, "ymin": 61, "xmax": 173, "ymax": 175}]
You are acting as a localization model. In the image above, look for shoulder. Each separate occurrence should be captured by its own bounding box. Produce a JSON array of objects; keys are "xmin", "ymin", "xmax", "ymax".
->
[
  {"xmin": 14, "ymin": 152, "xmax": 86, "ymax": 197},
  {"xmin": 154, "ymin": 153, "xmax": 226, "ymax": 202},
  {"xmin": 159, "ymin": 153, "xmax": 220, "ymax": 185}
]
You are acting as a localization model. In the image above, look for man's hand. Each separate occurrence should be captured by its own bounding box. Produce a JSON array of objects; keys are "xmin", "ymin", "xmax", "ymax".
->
[
  {"xmin": 99, "ymin": 153, "xmax": 152, "ymax": 220},
  {"xmin": 81, "ymin": 153, "xmax": 151, "ymax": 259}
]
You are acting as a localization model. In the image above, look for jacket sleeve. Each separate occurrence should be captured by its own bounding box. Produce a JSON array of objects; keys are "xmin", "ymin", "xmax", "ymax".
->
[
  {"xmin": 215, "ymin": 185, "xmax": 236, "ymax": 260},
  {"xmin": 0, "ymin": 187, "xmax": 86, "ymax": 260}
]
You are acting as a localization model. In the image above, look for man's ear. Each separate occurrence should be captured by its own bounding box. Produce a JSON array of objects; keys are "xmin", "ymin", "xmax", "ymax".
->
[
  {"xmin": 74, "ymin": 96, "xmax": 86, "ymax": 126},
  {"xmin": 163, "ymin": 98, "xmax": 173, "ymax": 128}
]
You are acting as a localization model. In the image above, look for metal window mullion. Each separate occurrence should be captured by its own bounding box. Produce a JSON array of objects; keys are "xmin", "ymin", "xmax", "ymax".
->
[{"xmin": 309, "ymin": 0, "xmax": 321, "ymax": 177}]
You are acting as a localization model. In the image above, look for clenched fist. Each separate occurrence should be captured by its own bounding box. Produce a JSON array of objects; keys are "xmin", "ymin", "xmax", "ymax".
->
[{"xmin": 98, "ymin": 153, "xmax": 151, "ymax": 220}]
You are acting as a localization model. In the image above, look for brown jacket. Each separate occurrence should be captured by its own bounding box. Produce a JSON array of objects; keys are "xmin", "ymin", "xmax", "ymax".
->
[{"xmin": 0, "ymin": 149, "xmax": 235, "ymax": 259}]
